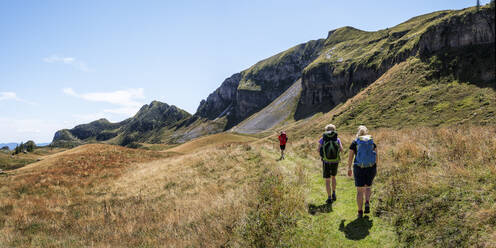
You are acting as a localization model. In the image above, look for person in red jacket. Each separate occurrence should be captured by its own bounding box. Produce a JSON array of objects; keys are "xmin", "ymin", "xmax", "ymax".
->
[{"xmin": 278, "ymin": 131, "xmax": 288, "ymax": 160}]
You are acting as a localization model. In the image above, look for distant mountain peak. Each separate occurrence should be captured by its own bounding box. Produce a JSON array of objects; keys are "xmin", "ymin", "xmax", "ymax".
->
[{"xmin": 51, "ymin": 100, "xmax": 191, "ymax": 147}]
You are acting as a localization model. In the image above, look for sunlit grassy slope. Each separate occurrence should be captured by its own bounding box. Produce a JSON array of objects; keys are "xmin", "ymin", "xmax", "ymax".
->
[
  {"xmin": 1, "ymin": 7, "xmax": 494, "ymax": 247},
  {"xmin": 1, "ymin": 124, "xmax": 494, "ymax": 247},
  {"xmin": 0, "ymin": 135, "xmax": 265, "ymax": 247},
  {"xmin": 275, "ymin": 126, "xmax": 495, "ymax": 248},
  {"xmin": 304, "ymin": 6, "xmax": 490, "ymax": 75},
  {"xmin": 0, "ymin": 147, "xmax": 67, "ymax": 171},
  {"xmin": 166, "ymin": 132, "xmax": 258, "ymax": 154},
  {"xmin": 285, "ymin": 53, "xmax": 495, "ymax": 143}
]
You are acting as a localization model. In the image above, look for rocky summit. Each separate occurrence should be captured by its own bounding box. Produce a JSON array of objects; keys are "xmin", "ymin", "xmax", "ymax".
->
[{"xmin": 52, "ymin": 101, "xmax": 191, "ymax": 147}]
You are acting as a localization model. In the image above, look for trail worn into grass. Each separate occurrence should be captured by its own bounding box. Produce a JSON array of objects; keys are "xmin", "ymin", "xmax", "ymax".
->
[{"xmin": 261, "ymin": 144, "xmax": 398, "ymax": 247}]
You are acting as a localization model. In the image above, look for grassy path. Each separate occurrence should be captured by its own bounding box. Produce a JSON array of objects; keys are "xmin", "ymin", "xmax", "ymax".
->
[{"xmin": 263, "ymin": 148, "xmax": 398, "ymax": 247}]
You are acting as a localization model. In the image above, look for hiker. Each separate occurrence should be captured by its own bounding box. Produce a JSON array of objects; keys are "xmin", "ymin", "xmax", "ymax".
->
[
  {"xmin": 347, "ymin": 125, "xmax": 377, "ymax": 218},
  {"xmin": 278, "ymin": 131, "xmax": 288, "ymax": 160},
  {"xmin": 318, "ymin": 124, "xmax": 343, "ymax": 204}
]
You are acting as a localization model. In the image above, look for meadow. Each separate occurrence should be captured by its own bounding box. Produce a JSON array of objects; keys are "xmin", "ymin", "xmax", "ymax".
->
[{"xmin": 0, "ymin": 126, "xmax": 494, "ymax": 247}]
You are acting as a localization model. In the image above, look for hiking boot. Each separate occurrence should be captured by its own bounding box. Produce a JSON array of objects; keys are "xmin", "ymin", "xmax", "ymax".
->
[
  {"xmin": 364, "ymin": 202, "xmax": 370, "ymax": 214},
  {"xmin": 332, "ymin": 192, "xmax": 337, "ymax": 202},
  {"xmin": 326, "ymin": 197, "xmax": 332, "ymax": 205},
  {"xmin": 358, "ymin": 210, "xmax": 363, "ymax": 218}
]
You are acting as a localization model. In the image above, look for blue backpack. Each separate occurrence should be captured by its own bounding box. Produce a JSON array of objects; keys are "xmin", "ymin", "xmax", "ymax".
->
[{"xmin": 354, "ymin": 136, "xmax": 376, "ymax": 167}]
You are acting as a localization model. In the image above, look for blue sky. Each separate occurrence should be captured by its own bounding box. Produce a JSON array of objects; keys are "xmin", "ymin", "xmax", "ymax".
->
[{"xmin": 0, "ymin": 0, "xmax": 488, "ymax": 143}]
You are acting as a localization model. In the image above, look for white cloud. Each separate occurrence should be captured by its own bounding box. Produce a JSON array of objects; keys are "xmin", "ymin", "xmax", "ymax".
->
[
  {"xmin": 0, "ymin": 92, "xmax": 35, "ymax": 104},
  {"xmin": 63, "ymin": 88, "xmax": 144, "ymax": 106},
  {"xmin": 43, "ymin": 55, "xmax": 75, "ymax": 64},
  {"xmin": 62, "ymin": 88, "xmax": 77, "ymax": 96},
  {"xmin": 63, "ymin": 88, "xmax": 144, "ymax": 117},
  {"xmin": 0, "ymin": 118, "xmax": 70, "ymax": 143},
  {"xmin": 43, "ymin": 55, "xmax": 90, "ymax": 72},
  {"xmin": 0, "ymin": 92, "xmax": 17, "ymax": 101}
]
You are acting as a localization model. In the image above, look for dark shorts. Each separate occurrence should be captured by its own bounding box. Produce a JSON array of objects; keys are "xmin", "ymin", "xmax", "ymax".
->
[
  {"xmin": 353, "ymin": 165, "xmax": 377, "ymax": 187},
  {"xmin": 280, "ymin": 144, "xmax": 286, "ymax": 150},
  {"xmin": 323, "ymin": 162, "xmax": 338, "ymax": 178}
]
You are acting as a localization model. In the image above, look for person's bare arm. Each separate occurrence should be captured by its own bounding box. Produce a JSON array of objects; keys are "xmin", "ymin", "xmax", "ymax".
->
[
  {"xmin": 348, "ymin": 150, "xmax": 354, "ymax": 177},
  {"xmin": 375, "ymin": 147, "xmax": 378, "ymax": 166}
]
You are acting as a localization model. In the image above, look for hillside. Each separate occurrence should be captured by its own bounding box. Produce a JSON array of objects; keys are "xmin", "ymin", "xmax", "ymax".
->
[
  {"xmin": 0, "ymin": 136, "xmax": 263, "ymax": 247},
  {"xmin": 3, "ymin": 53, "xmax": 496, "ymax": 247},
  {"xmin": 0, "ymin": 146, "xmax": 67, "ymax": 171},
  {"xmin": 286, "ymin": 52, "xmax": 495, "ymax": 142},
  {"xmin": 296, "ymin": 6, "xmax": 494, "ymax": 118},
  {"xmin": 200, "ymin": 5, "xmax": 495, "ymax": 132},
  {"xmin": 3, "ymin": 3, "xmax": 496, "ymax": 248},
  {"xmin": 50, "ymin": 6, "xmax": 494, "ymax": 147},
  {"xmin": 51, "ymin": 101, "xmax": 191, "ymax": 147},
  {"xmin": 196, "ymin": 40, "xmax": 324, "ymax": 129},
  {"xmin": 3, "ymin": 125, "xmax": 494, "ymax": 247},
  {"xmin": 231, "ymin": 79, "xmax": 302, "ymax": 134}
]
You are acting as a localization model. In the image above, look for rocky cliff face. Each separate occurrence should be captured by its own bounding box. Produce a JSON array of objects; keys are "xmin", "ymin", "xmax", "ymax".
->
[
  {"xmin": 195, "ymin": 73, "xmax": 241, "ymax": 120},
  {"xmin": 196, "ymin": 39, "xmax": 325, "ymax": 128},
  {"xmin": 51, "ymin": 129, "xmax": 84, "ymax": 147},
  {"xmin": 416, "ymin": 9, "xmax": 495, "ymax": 54},
  {"xmin": 296, "ymin": 7, "xmax": 495, "ymax": 118}
]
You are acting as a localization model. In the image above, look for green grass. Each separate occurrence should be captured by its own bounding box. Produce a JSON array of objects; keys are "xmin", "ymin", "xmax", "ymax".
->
[
  {"xmin": 304, "ymin": 6, "xmax": 489, "ymax": 75},
  {"xmin": 0, "ymin": 147, "xmax": 68, "ymax": 171},
  {"xmin": 238, "ymin": 39, "xmax": 324, "ymax": 91},
  {"xmin": 242, "ymin": 124, "xmax": 496, "ymax": 247},
  {"xmin": 0, "ymin": 155, "xmax": 37, "ymax": 170},
  {"xmin": 289, "ymin": 173, "xmax": 397, "ymax": 247},
  {"xmin": 237, "ymin": 142, "xmax": 398, "ymax": 247},
  {"xmin": 325, "ymin": 53, "xmax": 495, "ymax": 130}
]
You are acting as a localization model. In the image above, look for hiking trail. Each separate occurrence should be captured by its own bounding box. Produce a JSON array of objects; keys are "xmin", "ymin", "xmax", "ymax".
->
[{"xmin": 261, "ymin": 145, "xmax": 398, "ymax": 247}]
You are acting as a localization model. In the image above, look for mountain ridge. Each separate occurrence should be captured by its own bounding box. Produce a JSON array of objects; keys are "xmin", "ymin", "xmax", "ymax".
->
[
  {"xmin": 51, "ymin": 5, "xmax": 495, "ymax": 147},
  {"xmin": 51, "ymin": 100, "xmax": 191, "ymax": 147}
]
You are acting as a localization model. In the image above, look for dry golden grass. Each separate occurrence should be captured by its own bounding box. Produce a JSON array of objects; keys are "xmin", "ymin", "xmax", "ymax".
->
[
  {"xmin": 166, "ymin": 133, "xmax": 258, "ymax": 154},
  {"xmin": 0, "ymin": 144, "xmax": 168, "ymax": 247},
  {"xmin": 0, "ymin": 137, "xmax": 266, "ymax": 247},
  {"xmin": 0, "ymin": 126, "xmax": 494, "ymax": 247},
  {"xmin": 280, "ymin": 125, "xmax": 496, "ymax": 247},
  {"xmin": 0, "ymin": 147, "xmax": 67, "ymax": 171},
  {"xmin": 370, "ymin": 126, "xmax": 496, "ymax": 247}
]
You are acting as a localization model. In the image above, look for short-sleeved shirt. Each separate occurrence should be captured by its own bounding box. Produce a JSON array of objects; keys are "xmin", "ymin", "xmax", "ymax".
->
[
  {"xmin": 349, "ymin": 140, "xmax": 376, "ymax": 153},
  {"xmin": 349, "ymin": 139, "xmax": 377, "ymax": 165},
  {"xmin": 319, "ymin": 137, "xmax": 341, "ymax": 147},
  {"xmin": 279, "ymin": 135, "xmax": 287, "ymax": 145}
]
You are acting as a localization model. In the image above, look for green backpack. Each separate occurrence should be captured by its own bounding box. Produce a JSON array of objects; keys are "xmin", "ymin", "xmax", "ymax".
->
[{"xmin": 320, "ymin": 131, "xmax": 340, "ymax": 163}]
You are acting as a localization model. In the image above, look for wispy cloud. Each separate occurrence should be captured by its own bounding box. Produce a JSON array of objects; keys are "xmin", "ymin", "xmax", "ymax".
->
[
  {"xmin": 43, "ymin": 55, "xmax": 90, "ymax": 72},
  {"xmin": 63, "ymin": 88, "xmax": 145, "ymax": 116},
  {"xmin": 0, "ymin": 92, "xmax": 18, "ymax": 101},
  {"xmin": 0, "ymin": 118, "xmax": 68, "ymax": 143},
  {"xmin": 0, "ymin": 92, "xmax": 35, "ymax": 104}
]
